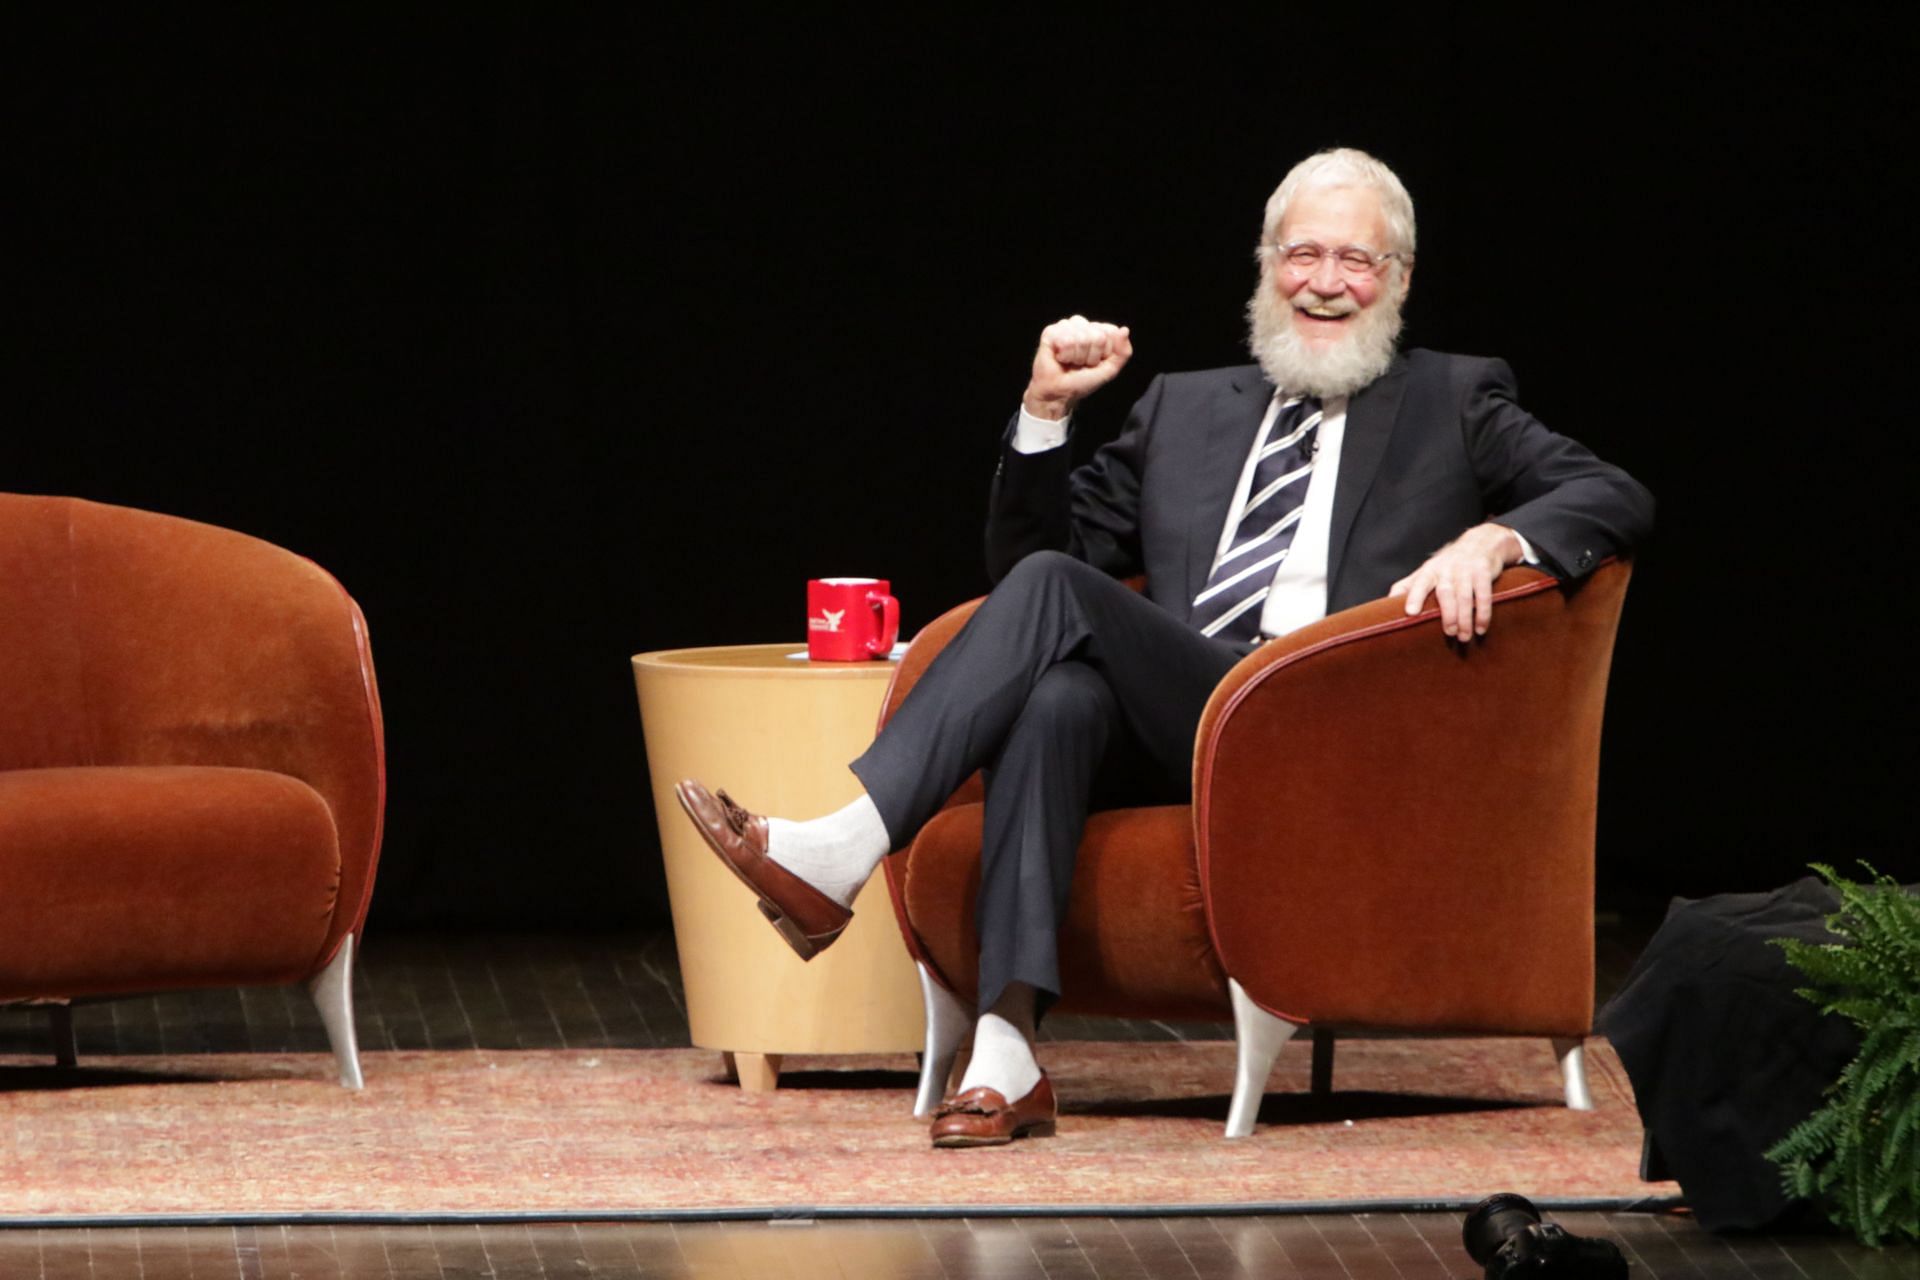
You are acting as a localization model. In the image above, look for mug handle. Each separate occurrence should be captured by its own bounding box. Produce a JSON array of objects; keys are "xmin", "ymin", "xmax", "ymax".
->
[{"xmin": 867, "ymin": 592, "xmax": 900, "ymax": 656}]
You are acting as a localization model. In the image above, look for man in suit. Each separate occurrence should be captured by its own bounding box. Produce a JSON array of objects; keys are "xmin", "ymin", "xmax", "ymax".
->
[{"xmin": 677, "ymin": 147, "xmax": 1653, "ymax": 1148}]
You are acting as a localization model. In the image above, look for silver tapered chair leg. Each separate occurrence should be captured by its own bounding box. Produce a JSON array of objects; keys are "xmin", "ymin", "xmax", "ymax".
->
[
  {"xmin": 1552, "ymin": 1036, "xmax": 1593, "ymax": 1110},
  {"xmin": 1226, "ymin": 978, "xmax": 1301, "ymax": 1138},
  {"xmin": 913, "ymin": 962, "xmax": 972, "ymax": 1118},
  {"xmin": 308, "ymin": 934, "xmax": 364, "ymax": 1089}
]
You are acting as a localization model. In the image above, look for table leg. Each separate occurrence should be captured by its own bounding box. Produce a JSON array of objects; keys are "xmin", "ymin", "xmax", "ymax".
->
[
  {"xmin": 723, "ymin": 1051, "xmax": 783, "ymax": 1092},
  {"xmin": 1310, "ymin": 1029, "xmax": 1335, "ymax": 1095},
  {"xmin": 50, "ymin": 1004, "xmax": 78, "ymax": 1067}
]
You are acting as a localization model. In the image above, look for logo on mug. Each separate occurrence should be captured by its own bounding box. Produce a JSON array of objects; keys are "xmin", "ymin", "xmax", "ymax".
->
[{"xmin": 809, "ymin": 608, "xmax": 846, "ymax": 633}]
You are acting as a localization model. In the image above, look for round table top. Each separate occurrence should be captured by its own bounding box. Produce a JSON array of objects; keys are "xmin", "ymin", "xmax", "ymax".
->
[{"xmin": 631, "ymin": 642, "xmax": 901, "ymax": 678}]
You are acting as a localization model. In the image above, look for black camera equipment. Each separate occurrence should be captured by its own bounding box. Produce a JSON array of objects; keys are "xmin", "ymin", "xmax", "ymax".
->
[{"xmin": 1462, "ymin": 1193, "xmax": 1629, "ymax": 1280}]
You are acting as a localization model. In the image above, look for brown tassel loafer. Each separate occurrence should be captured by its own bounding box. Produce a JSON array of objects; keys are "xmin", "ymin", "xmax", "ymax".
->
[
  {"xmin": 673, "ymin": 779, "xmax": 852, "ymax": 961},
  {"xmin": 929, "ymin": 1072, "xmax": 1058, "ymax": 1148}
]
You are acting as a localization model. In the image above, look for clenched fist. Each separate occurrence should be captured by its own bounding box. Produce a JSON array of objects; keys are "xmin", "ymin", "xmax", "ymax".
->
[{"xmin": 1023, "ymin": 315, "xmax": 1133, "ymax": 420}]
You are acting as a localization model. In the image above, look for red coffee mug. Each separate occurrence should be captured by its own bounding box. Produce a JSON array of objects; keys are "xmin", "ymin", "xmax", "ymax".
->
[{"xmin": 807, "ymin": 578, "xmax": 900, "ymax": 661}]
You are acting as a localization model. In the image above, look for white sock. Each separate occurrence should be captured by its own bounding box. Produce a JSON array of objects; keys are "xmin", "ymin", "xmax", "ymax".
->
[
  {"xmin": 956, "ymin": 984, "xmax": 1041, "ymax": 1102},
  {"xmin": 764, "ymin": 791, "xmax": 891, "ymax": 909}
]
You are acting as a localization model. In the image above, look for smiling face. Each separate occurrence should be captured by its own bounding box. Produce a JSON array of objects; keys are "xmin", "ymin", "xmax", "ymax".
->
[
  {"xmin": 1276, "ymin": 184, "xmax": 1407, "ymax": 348},
  {"xmin": 1246, "ymin": 182, "xmax": 1411, "ymax": 399}
]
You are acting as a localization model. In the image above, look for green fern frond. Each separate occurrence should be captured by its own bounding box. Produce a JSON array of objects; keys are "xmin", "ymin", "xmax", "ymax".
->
[
  {"xmin": 1881, "ymin": 1088, "xmax": 1919, "ymax": 1174},
  {"xmin": 1765, "ymin": 861, "xmax": 1920, "ymax": 1247}
]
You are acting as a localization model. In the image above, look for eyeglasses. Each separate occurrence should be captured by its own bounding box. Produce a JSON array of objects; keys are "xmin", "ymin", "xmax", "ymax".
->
[{"xmin": 1269, "ymin": 240, "xmax": 1406, "ymax": 279}]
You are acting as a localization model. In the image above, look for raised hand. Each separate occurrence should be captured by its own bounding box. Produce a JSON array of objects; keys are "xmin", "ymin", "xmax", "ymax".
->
[{"xmin": 1023, "ymin": 315, "xmax": 1133, "ymax": 420}]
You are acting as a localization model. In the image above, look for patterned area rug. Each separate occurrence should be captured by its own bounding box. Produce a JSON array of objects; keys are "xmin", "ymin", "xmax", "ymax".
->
[{"xmin": 0, "ymin": 1038, "xmax": 1675, "ymax": 1221}]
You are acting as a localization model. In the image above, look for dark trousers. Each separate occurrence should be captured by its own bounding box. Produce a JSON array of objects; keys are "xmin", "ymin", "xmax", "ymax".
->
[{"xmin": 849, "ymin": 551, "xmax": 1246, "ymax": 1013}]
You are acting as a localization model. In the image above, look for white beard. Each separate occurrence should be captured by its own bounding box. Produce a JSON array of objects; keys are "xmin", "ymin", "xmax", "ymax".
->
[{"xmin": 1245, "ymin": 273, "xmax": 1404, "ymax": 400}]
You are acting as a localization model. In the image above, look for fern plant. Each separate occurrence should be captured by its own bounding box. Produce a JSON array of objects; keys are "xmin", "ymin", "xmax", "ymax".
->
[{"xmin": 1764, "ymin": 862, "xmax": 1919, "ymax": 1246}]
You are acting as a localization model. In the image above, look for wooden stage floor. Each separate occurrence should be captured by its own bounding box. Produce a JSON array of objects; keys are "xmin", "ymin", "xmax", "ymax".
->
[{"xmin": 2, "ymin": 921, "xmax": 1902, "ymax": 1278}]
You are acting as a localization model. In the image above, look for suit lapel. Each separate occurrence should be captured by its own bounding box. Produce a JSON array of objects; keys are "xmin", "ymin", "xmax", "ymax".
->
[
  {"xmin": 1325, "ymin": 356, "xmax": 1408, "ymax": 596},
  {"xmin": 1183, "ymin": 368, "xmax": 1275, "ymax": 608}
]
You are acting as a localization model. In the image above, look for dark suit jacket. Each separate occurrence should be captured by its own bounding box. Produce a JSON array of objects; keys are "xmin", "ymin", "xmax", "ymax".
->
[{"xmin": 985, "ymin": 349, "xmax": 1654, "ymax": 620}]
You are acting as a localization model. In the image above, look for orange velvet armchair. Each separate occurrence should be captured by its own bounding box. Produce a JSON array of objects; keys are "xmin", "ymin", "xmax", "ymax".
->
[
  {"xmin": 0, "ymin": 494, "xmax": 386, "ymax": 1086},
  {"xmin": 878, "ymin": 562, "xmax": 1631, "ymax": 1136}
]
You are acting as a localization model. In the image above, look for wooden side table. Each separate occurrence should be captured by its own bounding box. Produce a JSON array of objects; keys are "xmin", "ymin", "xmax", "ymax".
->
[{"xmin": 632, "ymin": 643, "xmax": 925, "ymax": 1091}]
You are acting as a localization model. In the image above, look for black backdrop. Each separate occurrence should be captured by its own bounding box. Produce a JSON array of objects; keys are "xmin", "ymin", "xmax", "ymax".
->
[{"xmin": 11, "ymin": 12, "xmax": 1913, "ymax": 930}]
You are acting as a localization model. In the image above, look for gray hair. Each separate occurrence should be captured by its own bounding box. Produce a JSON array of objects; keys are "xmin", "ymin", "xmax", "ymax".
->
[{"xmin": 1259, "ymin": 147, "xmax": 1417, "ymax": 258}]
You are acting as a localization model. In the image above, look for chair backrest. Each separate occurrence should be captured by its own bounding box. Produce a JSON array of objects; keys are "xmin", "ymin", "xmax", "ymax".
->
[
  {"xmin": 1195, "ymin": 562, "xmax": 1632, "ymax": 1036},
  {"xmin": 0, "ymin": 493, "xmax": 387, "ymax": 953}
]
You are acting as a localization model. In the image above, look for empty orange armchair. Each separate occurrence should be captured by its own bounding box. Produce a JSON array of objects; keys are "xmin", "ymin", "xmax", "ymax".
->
[
  {"xmin": 879, "ymin": 562, "xmax": 1631, "ymax": 1135},
  {"xmin": 0, "ymin": 493, "xmax": 386, "ymax": 1086}
]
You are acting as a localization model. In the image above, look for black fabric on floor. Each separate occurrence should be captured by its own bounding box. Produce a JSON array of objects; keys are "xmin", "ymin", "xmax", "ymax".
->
[{"xmin": 1598, "ymin": 878, "xmax": 1867, "ymax": 1233}]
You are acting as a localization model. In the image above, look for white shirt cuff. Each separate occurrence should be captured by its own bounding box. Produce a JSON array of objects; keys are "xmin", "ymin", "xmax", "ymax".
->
[
  {"xmin": 1012, "ymin": 405, "xmax": 1071, "ymax": 454},
  {"xmin": 1511, "ymin": 528, "xmax": 1540, "ymax": 566}
]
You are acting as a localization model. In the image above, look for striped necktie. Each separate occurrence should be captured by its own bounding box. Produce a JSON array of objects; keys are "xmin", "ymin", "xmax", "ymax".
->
[{"xmin": 1190, "ymin": 394, "xmax": 1322, "ymax": 643}]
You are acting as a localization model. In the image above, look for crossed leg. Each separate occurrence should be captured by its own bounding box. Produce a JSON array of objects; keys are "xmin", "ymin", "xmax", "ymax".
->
[{"xmin": 850, "ymin": 554, "xmax": 1243, "ymax": 1118}]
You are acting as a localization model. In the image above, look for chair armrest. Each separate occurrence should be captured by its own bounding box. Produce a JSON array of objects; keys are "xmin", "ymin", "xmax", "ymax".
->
[
  {"xmin": 876, "ymin": 596, "xmax": 984, "ymax": 734},
  {"xmin": 1192, "ymin": 562, "xmax": 1631, "ymax": 1034},
  {"xmin": 63, "ymin": 497, "xmax": 387, "ymax": 963},
  {"xmin": 871, "ymin": 596, "xmax": 991, "ymax": 810},
  {"xmin": 873, "ymin": 595, "xmax": 986, "ymax": 977}
]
